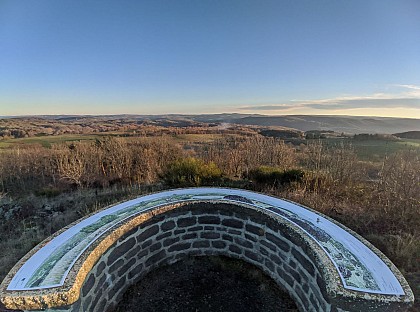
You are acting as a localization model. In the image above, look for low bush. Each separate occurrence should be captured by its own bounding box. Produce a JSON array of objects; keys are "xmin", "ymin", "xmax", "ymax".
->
[
  {"xmin": 248, "ymin": 166, "xmax": 304, "ymax": 187},
  {"xmin": 163, "ymin": 158, "xmax": 222, "ymax": 187}
]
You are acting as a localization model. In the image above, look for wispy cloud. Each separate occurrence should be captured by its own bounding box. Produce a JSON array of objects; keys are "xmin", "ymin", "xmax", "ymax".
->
[
  {"xmin": 239, "ymin": 84, "xmax": 420, "ymax": 111},
  {"xmin": 304, "ymin": 98, "xmax": 420, "ymax": 110},
  {"xmin": 396, "ymin": 84, "xmax": 420, "ymax": 91},
  {"xmin": 241, "ymin": 104, "xmax": 296, "ymax": 110}
]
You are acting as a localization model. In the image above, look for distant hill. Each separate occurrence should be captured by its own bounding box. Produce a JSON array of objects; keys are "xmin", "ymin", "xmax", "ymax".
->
[
  {"xmin": 115, "ymin": 114, "xmax": 419, "ymax": 134},
  {"xmin": 186, "ymin": 114, "xmax": 420, "ymax": 134},
  {"xmin": 2, "ymin": 114, "xmax": 419, "ymax": 135},
  {"xmin": 393, "ymin": 131, "xmax": 420, "ymax": 140}
]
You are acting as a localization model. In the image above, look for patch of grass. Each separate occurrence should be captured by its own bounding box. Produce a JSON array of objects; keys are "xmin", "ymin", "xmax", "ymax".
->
[
  {"xmin": 0, "ymin": 133, "xmax": 226, "ymax": 149},
  {"xmin": 0, "ymin": 134, "xmax": 100, "ymax": 149},
  {"xmin": 0, "ymin": 141, "xmax": 12, "ymax": 148},
  {"xmin": 395, "ymin": 139, "xmax": 420, "ymax": 148},
  {"xmin": 248, "ymin": 166, "xmax": 304, "ymax": 187},
  {"xmin": 171, "ymin": 133, "xmax": 225, "ymax": 143},
  {"xmin": 320, "ymin": 138, "xmax": 420, "ymax": 161},
  {"xmin": 34, "ymin": 187, "xmax": 63, "ymax": 198}
]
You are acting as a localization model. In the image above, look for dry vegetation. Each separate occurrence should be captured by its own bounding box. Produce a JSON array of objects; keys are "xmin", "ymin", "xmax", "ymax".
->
[
  {"xmin": 0, "ymin": 128, "xmax": 419, "ymax": 306},
  {"xmin": 0, "ymin": 116, "xmax": 261, "ymax": 140}
]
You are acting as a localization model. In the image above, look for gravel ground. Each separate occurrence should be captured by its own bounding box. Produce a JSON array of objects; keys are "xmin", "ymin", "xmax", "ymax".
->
[{"xmin": 114, "ymin": 256, "xmax": 298, "ymax": 312}]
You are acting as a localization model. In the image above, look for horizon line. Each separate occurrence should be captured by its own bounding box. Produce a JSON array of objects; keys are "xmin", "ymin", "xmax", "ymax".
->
[{"xmin": 1, "ymin": 113, "xmax": 419, "ymax": 120}]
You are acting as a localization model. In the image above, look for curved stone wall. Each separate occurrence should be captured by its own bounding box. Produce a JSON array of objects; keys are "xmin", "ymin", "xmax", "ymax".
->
[
  {"xmin": 78, "ymin": 201, "xmax": 329, "ymax": 312},
  {"xmin": 0, "ymin": 188, "xmax": 414, "ymax": 312}
]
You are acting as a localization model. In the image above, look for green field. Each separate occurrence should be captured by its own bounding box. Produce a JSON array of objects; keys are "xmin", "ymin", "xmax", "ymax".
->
[
  {"xmin": 0, "ymin": 134, "xmax": 102, "ymax": 149},
  {"xmin": 170, "ymin": 133, "xmax": 225, "ymax": 143},
  {"xmin": 0, "ymin": 133, "xmax": 227, "ymax": 150},
  {"xmin": 321, "ymin": 138, "xmax": 420, "ymax": 161}
]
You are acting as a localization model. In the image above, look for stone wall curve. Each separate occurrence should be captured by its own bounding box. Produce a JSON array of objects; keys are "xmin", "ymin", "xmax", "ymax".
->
[
  {"xmin": 68, "ymin": 201, "xmax": 410, "ymax": 312},
  {"xmin": 77, "ymin": 201, "xmax": 329, "ymax": 312}
]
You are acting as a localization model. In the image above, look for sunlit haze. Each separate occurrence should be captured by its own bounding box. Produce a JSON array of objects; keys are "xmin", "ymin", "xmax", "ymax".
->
[{"xmin": 1, "ymin": 1, "xmax": 419, "ymax": 117}]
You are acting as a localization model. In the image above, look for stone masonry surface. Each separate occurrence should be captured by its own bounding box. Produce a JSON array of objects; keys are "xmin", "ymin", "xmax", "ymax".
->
[{"xmin": 66, "ymin": 204, "xmax": 331, "ymax": 312}]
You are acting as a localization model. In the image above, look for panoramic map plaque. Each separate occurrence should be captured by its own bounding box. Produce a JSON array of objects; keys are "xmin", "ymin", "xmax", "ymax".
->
[{"xmin": 6, "ymin": 188, "xmax": 405, "ymax": 296}]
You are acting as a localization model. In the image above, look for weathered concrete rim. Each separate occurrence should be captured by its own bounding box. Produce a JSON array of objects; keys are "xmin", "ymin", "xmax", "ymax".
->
[
  {"xmin": 0, "ymin": 188, "xmax": 414, "ymax": 310},
  {"xmin": 280, "ymin": 198, "xmax": 414, "ymax": 301}
]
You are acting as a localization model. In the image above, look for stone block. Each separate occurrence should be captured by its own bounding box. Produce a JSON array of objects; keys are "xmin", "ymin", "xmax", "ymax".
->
[
  {"xmin": 245, "ymin": 233, "xmax": 257, "ymax": 242},
  {"xmin": 198, "ymin": 215, "xmax": 221, "ymax": 225},
  {"xmin": 177, "ymin": 217, "xmax": 197, "ymax": 228},
  {"xmin": 270, "ymin": 253, "xmax": 283, "ymax": 265},
  {"xmin": 128, "ymin": 263, "xmax": 144, "ymax": 280},
  {"xmin": 82, "ymin": 274, "xmax": 95, "ymax": 297},
  {"xmin": 245, "ymin": 249, "xmax": 262, "ymax": 262},
  {"xmin": 108, "ymin": 276, "xmax": 126, "ymax": 300},
  {"xmin": 107, "ymin": 237, "xmax": 136, "ymax": 265},
  {"xmin": 266, "ymin": 232, "xmax": 290, "ymax": 253},
  {"xmin": 259, "ymin": 246, "xmax": 269, "ymax": 257},
  {"xmin": 265, "ymin": 258, "xmax": 275, "ymax": 273},
  {"xmin": 136, "ymin": 225, "xmax": 159, "ymax": 242},
  {"xmin": 149, "ymin": 242, "xmax": 162, "ymax": 253},
  {"xmin": 222, "ymin": 218, "xmax": 243, "ymax": 229},
  {"xmin": 182, "ymin": 233, "xmax": 197, "ymax": 240},
  {"xmin": 227, "ymin": 229, "xmax": 242, "ymax": 235},
  {"xmin": 125, "ymin": 245, "xmax": 141, "ymax": 260},
  {"xmin": 174, "ymin": 229, "xmax": 186, "ymax": 235},
  {"xmin": 141, "ymin": 239, "xmax": 153, "ymax": 249},
  {"xmin": 156, "ymin": 232, "xmax": 172, "ymax": 240},
  {"xmin": 109, "ymin": 258, "xmax": 124, "ymax": 274},
  {"xmin": 82, "ymin": 296, "xmax": 92, "ymax": 312},
  {"xmin": 95, "ymin": 274, "xmax": 107, "ymax": 294},
  {"xmin": 163, "ymin": 237, "xmax": 180, "ymax": 247},
  {"xmin": 222, "ymin": 234, "xmax": 233, "ymax": 242},
  {"xmin": 277, "ymin": 267, "xmax": 294, "ymax": 287},
  {"xmin": 95, "ymin": 261, "xmax": 106, "ymax": 277},
  {"xmin": 229, "ymin": 244, "xmax": 242, "ymax": 255},
  {"xmin": 292, "ymin": 247, "xmax": 315, "ymax": 276},
  {"xmin": 309, "ymin": 293, "xmax": 320, "ymax": 312},
  {"xmin": 295, "ymin": 284, "xmax": 309, "ymax": 309},
  {"xmin": 234, "ymin": 237, "xmax": 253, "ymax": 249},
  {"xmin": 167, "ymin": 242, "xmax": 191, "ymax": 252},
  {"xmin": 137, "ymin": 248, "xmax": 149, "ymax": 259},
  {"xmin": 211, "ymin": 240, "xmax": 227, "ymax": 249},
  {"xmin": 145, "ymin": 250, "xmax": 167, "ymax": 267},
  {"xmin": 118, "ymin": 258, "xmax": 136, "ymax": 276},
  {"xmin": 187, "ymin": 226, "xmax": 203, "ymax": 232},
  {"xmin": 245, "ymin": 224, "xmax": 264, "ymax": 236},
  {"xmin": 160, "ymin": 220, "xmax": 176, "ymax": 231},
  {"xmin": 200, "ymin": 232, "xmax": 220, "ymax": 239},
  {"xmin": 193, "ymin": 240, "xmax": 210, "ymax": 248},
  {"xmin": 261, "ymin": 240, "xmax": 277, "ymax": 252}
]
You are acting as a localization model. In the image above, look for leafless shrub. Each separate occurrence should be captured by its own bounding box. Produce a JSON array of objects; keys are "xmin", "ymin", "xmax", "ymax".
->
[
  {"xmin": 376, "ymin": 149, "xmax": 420, "ymax": 215},
  {"xmin": 201, "ymin": 136, "xmax": 296, "ymax": 178}
]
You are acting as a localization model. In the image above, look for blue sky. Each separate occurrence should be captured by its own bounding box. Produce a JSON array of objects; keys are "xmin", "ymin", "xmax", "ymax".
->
[{"xmin": 1, "ymin": 0, "xmax": 420, "ymax": 117}]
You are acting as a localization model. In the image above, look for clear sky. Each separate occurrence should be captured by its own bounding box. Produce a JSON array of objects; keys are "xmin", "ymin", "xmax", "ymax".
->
[{"xmin": 1, "ymin": 0, "xmax": 420, "ymax": 117}]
